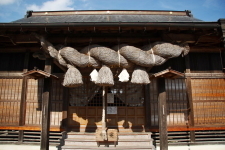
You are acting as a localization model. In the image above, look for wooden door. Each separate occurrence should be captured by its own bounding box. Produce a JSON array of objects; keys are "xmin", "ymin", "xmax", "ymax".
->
[{"xmin": 68, "ymin": 79, "xmax": 145, "ymax": 131}]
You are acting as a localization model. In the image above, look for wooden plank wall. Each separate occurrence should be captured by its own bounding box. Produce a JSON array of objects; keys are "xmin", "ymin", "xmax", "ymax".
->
[
  {"xmin": 50, "ymin": 79, "xmax": 63, "ymax": 126},
  {"xmin": 191, "ymin": 79, "xmax": 225, "ymax": 125},
  {"xmin": 149, "ymin": 78, "xmax": 188, "ymax": 127},
  {"xmin": 25, "ymin": 78, "xmax": 64, "ymax": 126},
  {"xmin": 0, "ymin": 78, "xmax": 22, "ymax": 125},
  {"xmin": 25, "ymin": 79, "xmax": 43, "ymax": 125}
]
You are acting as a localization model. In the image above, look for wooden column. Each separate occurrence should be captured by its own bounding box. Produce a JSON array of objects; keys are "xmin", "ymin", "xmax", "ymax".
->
[
  {"xmin": 219, "ymin": 19, "xmax": 225, "ymax": 72},
  {"xmin": 101, "ymin": 86, "xmax": 107, "ymax": 140},
  {"xmin": 40, "ymin": 58, "xmax": 52, "ymax": 150},
  {"xmin": 144, "ymin": 84, "xmax": 151, "ymax": 130},
  {"xmin": 157, "ymin": 78, "xmax": 168, "ymax": 150},
  {"xmin": 185, "ymin": 54, "xmax": 195, "ymax": 142},
  {"xmin": 18, "ymin": 51, "xmax": 30, "ymax": 143},
  {"xmin": 62, "ymin": 87, "xmax": 69, "ymax": 130}
]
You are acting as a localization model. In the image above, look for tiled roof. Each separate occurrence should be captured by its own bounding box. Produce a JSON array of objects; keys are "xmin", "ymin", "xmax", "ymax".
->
[{"xmin": 12, "ymin": 10, "xmax": 202, "ymax": 23}]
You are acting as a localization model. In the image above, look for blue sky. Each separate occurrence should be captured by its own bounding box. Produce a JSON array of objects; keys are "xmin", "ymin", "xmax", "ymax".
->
[{"xmin": 0, "ymin": 0, "xmax": 224, "ymax": 22}]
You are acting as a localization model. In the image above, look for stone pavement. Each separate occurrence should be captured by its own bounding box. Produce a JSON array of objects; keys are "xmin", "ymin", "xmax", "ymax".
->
[{"xmin": 0, "ymin": 144, "xmax": 225, "ymax": 150}]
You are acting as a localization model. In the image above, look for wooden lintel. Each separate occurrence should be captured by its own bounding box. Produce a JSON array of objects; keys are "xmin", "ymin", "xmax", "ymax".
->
[
  {"xmin": 185, "ymin": 73, "xmax": 225, "ymax": 78},
  {"xmin": 162, "ymin": 33, "xmax": 196, "ymax": 43},
  {"xmin": 0, "ymin": 72, "xmax": 23, "ymax": 77},
  {"xmin": 190, "ymin": 46, "xmax": 224, "ymax": 52},
  {"xmin": 0, "ymin": 47, "xmax": 40, "ymax": 53}
]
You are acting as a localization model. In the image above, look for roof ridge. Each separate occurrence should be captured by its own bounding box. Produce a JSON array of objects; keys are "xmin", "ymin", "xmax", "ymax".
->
[{"xmin": 25, "ymin": 10, "xmax": 191, "ymax": 18}]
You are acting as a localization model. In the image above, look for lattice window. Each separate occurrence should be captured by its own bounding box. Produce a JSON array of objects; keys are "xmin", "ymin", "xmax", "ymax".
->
[
  {"xmin": 69, "ymin": 78, "xmax": 144, "ymax": 107},
  {"xmin": 150, "ymin": 78, "xmax": 188, "ymax": 127}
]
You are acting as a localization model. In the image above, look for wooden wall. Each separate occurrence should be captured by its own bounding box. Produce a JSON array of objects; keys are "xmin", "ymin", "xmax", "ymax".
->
[
  {"xmin": 25, "ymin": 78, "xmax": 63, "ymax": 126},
  {"xmin": 0, "ymin": 51, "xmax": 225, "ymax": 132},
  {"xmin": 0, "ymin": 78, "xmax": 22, "ymax": 125},
  {"xmin": 191, "ymin": 78, "xmax": 225, "ymax": 125}
]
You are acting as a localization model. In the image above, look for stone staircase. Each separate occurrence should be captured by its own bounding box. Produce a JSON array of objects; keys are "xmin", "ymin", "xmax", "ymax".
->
[{"xmin": 60, "ymin": 131, "xmax": 155, "ymax": 150}]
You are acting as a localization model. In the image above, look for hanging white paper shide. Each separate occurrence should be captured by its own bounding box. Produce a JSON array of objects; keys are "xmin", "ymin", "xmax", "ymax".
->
[
  {"xmin": 118, "ymin": 68, "xmax": 130, "ymax": 82},
  {"xmin": 90, "ymin": 69, "xmax": 98, "ymax": 82}
]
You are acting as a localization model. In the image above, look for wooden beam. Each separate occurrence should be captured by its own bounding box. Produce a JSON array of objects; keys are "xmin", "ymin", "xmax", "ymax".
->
[
  {"xmin": 2, "ymin": 125, "xmax": 225, "ymax": 132},
  {"xmin": 162, "ymin": 33, "xmax": 196, "ymax": 43},
  {"xmin": 190, "ymin": 46, "xmax": 224, "ymax": 52},
  {"xmin": 144, "ymin": 84, "xmax": 151, "ymax": 129},
  {"xmin": 149, "ymin": 126, "xmax": 225, "ymax": 132},
  {"xmin": 0, "ymin": 126, "xmax": 63, "ymax": 131},
  {"xmin": 185, "ymin": 73, "xmax": 225, "ymax": 78},
  {"xmin": 40, "ymin": 58, "xmax": 52, "ymax": 150},
  {"xmin": 157, "ymin": 78, "xmax": 168, "ymax": 150},
  {"xmin": 18, "ymin": 51, "xmax": 30, "ymax": 143}
]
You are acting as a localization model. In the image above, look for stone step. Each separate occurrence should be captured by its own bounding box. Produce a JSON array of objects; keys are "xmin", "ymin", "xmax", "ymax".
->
[
  {"xmin": 61, "ymin": 145, "xmax": 155, "ymax": 150},
  {"xmin": 67, "ymin": 132, "xmax": 152, "ymax": 139},
  {"xmin": 66, "ymin": 135, "xmax": 151, "ymax": 140},
  {"xmin": 118, "ymin": 134, "xmax": 151, "ymax": 139},
  {"xmin": 65, "ymin": 139, "xmax": 97, "ymax": 146},
  {"xmin": 64, "ymin": 139, "xmax": 153, "ymax": 146}
]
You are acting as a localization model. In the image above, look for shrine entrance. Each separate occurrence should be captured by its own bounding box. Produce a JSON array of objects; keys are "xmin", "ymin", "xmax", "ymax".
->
[{"xmin": 67, "ymin": 78, "xmax": 146, "ymax": 132}]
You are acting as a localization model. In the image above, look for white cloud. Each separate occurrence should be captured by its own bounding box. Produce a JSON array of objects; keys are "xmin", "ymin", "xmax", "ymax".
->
[
  {"xmin": 159, "ymin": 1, "xmax": 175, "ymax": 10},
  {"xmin": 203, "ymin": 0, "xmax": 219, "ymax": 8},
  {"xmin": 0, "ymin": 0, "xmax": 17, "ymax": 5},
  {"xmin": 26, "ymin": 0, "xmax": 75, "ymax": 11}
]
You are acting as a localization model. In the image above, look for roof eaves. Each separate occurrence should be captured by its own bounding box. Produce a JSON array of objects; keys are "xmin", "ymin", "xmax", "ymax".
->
[{"xmin": 0, "ymin": 21, "xmax": 220, "ymax": 28}]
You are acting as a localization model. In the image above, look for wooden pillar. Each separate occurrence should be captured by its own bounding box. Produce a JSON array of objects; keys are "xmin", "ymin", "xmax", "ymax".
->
[
  {"xmin": 185, "ymin": 54, "xmax": 195, "ymax": 142},
  {"xmin": 157, "ymin": 78, "xmax": 168, "ymax": 150},
  {"xmin": 186, "ymin": 77, "xmax": 195, "ymax": 142},
  {"xmin": 40, "ymin": 58, "xmax": 52, "ymax": 150},
  {"xmin": 144, "ymin": 84, "xmax": 151, "ymax": 130},
  {"xmin": 101, "ymin": 86, "xmax": 107, "ymax": 140},
  {"xmin": 219, "ymin": 19, "xmax": 225, "ymax": 72},
  {"xmin": 62, "ymin": 87, "xmax": 69, "ymax": 130},
  {"xmin": 18, "ymin": 51, "xmax": 30, "ymax": 143}
]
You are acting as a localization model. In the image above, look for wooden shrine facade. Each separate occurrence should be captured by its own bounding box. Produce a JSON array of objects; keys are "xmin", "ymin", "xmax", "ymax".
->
[{"xmin": 0, "ymin": 10, "xmax": 225, "ymax": 146}]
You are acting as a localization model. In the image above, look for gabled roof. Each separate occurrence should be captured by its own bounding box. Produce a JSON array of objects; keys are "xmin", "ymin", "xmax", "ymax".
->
[
  {"xmin": 151, "ymin": 68, "xmax": 184, "ymax": 79},
  {"xmin": 12, "ymin": 10, "xmax": 202, "ymax": 23},
  {"xmin": 22, "ymin": 68, "xmax": 58, "ymax": 79}
]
